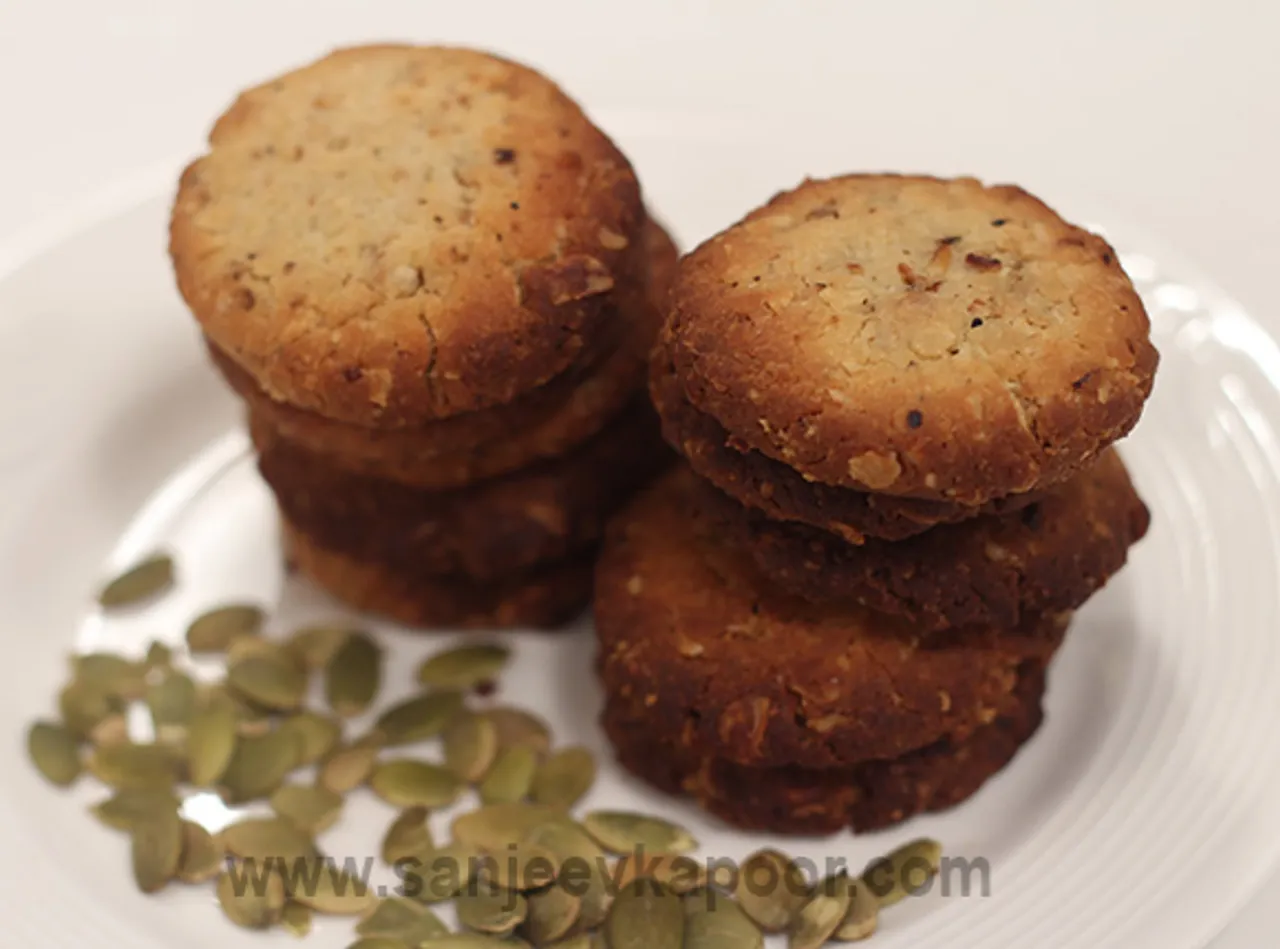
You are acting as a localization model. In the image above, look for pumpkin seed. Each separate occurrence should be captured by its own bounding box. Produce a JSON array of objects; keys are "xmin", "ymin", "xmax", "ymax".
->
[
  {"xmin": 131, "ymin": 806, "xmax": 182, "ymax": 894},
  {"xmin": 542, "ymin": 936, "xmax": 592, "ymax": 949},
  {"xmin": 293, "ymin": 862, "xmax": 376, "ymax": 915},
  {"xmin": 187, "ymin": 604, "xmax": 265, "ymax": 653},
  {"xmin": 73, "ymin": 653, "xmax": 147, "ymax": 699},
  {"xmin": 479, "ymin": 745, "xmax": 538, "ymax": 804},
  {"xmin": 522, "ymin": 819, "xmax": 612, "ymax": 929},
  {"xmin": 276, "ymin": 710, "xmax": 342, "ymax": 765},
  {"xmin": 484, "ymin": 708, "xmax": 551, "ymax": 754},
  {"xmin": 417, "ymin": 643, "xmax": 510, "ymax": 690},
  {"xmin": 402, "ymin": 843, "xmax": 480, "ymax": 904},
  {"xmin": 144, "ymin": 640, "xmax": 173, "ymax": 672},
  {"xmin": 375, "ymin": 691, "xmax": 465, "ymax": 746},
  {"xmin": 285, "ymin": 624, "xmax": 352, "ymax": 669},
  {"xmin": 88, "ymin": 712, "xmax": 130, "ymax": 747},
  {"xmin": 220, "ymin": 728, "xmax": 302, "ymax": 803},
  {"xmin": 735, "ymin": 850, "xmax": 810, "ymax": 933},
  {"xmin": 281, "ymin": 901, "xmax": 314, "ymax": 937},
  {"xmin": 271, "ymin": 783, "xmax": 345, "ymax": 833},
  {"xmin": 217, "ymin": 863, "xmax": 286, "ymax": 929},
  {"xmin": 87, "ymin": 742, "xmax": 181, "ymax": 791},
  {"xmin": 227, "ymin": 652, "xmax": 308, "ymax": 711},
  {"xmin": 613, "ymin": 853, "xmax": 708, "ymax": 895},
  {"xmin": 418, "ymin": 937, "xmax": 514, "ymax": 949},
  {"xmin": 530, "ymin": 747, "xmax": 595, "ymax": 809},
  {"xmin": 226, "ymin": 635, "xmax": 285, "ymax": 665},
  {"xmin": 186, "ymin": 695, "xmax": 239, "ymax": 787},
  {"xmin": 357, "ymin": 897, "xmax": 447, "ymax": 940},
  {"xmin": 861, "ymin": 838, "xmax": 942, "ymax": 908},
  {"xmin": 833, "ymin": 879, "xmax": 878, "ymax": 941},
  {"xmin": 59, "ymin": 679, "xmax": 124, "ymax": 738},
  {"xmin": 27, "ymin": 720, "xmax": 81, "ymax": 786},
  {"xmin": 178, "ymin": 820, "xmax": 223, "ymax": 883},
  {"xmin": 478, "ymin": 844, "xmax": 559, "ymax": 892},
  {"xmin": 98, "ymin": 553, "xmax": 174, "ymax": 607},
  {"xmin": 91, "ymin": 788, "xmax": 180, "ymax": 832},
  {"xmin": 789, "ymin": 875, "xmax": 851, "ymax": 949},
  {"xmin": 443, "ymin": 712, "xmax": 499, "ymax": 783},
  {"xmin": 222, "ymin": 816, "xmax": 320, "ymax": 866},
  {"xmin": 451, "ymin": 803, "xmax": 560, "ymax": 852},
  {"xmin": 582, "ymin": 811, "xmax": 697, "ymax": 856},
  {"xmin": 522, "ymin": 883, "xmax": 581, "ymax": 944},
  {"xmin": 605, "ymin": 879, "xmax": 685, "ymax": 949},
  {"xmin": 348, "ymin": 939, "xmax": 411, "ymax": 949},
  {"xmin": 370, "ymin": 760, "xmax": 465, "ymax": 809},
  {"xmin": 382, "ymin": 807, "xmax": 435, "ymax": 866},
  {"xmin": 325, "ymin": 631, "xmax": 381, "ymax": 717},
  {"xmin": 684, "ymin": 887, "xmax": 763, "ymax": 949},
  {"xmin": 457, "ymin": 882, "xmax": 527, "ymax": 934},
  {"xmin": 146, "ymin": 671, "xmax": 197, "ymax": 730},
  {"xmin": 318, "ymin": 738, "xmax": 382, "ymax": 794}
]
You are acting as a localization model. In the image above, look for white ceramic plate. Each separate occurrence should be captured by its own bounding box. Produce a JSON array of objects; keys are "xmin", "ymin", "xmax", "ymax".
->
[{"xmin": 1, "ymin": 118, "xmax": 1279, "ymax": 949}]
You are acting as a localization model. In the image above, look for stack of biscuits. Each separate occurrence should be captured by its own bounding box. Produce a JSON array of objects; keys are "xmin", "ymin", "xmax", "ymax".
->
[
  {"xmin": 170, "ymin": 45, "xmax": 675, "ymax": 629},
  {"xmin": 596, "ymin": 175, "xmax": 1157, "ymax": 834}
]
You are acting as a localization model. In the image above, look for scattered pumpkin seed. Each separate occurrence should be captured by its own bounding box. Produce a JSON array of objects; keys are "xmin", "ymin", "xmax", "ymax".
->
[
  {"xmin": 484, "ymin": 708, "xmax": 551, "ymax": 754},
  {"xmin": 131, "ymin": 806, "xmax": 182, "ymax": 894},
  {"xmin": 292, "ymin": 862, "xmax": 376, "ymax": 915},
  {"xmin": 382, "ymin": 807, "xmax": 435, "ymax": 866},
  {"xmin": 789, "ymin": 875, "xmax": 851, "ymax": 949},
  {"xmin": 582, "ymin": 811, "xmax": 697, "ymax": 856},
  {"xmin": 735, "ymin": 850, "xmax": 810, "ymax": 933},
  {"xmin": 443, "ymin": 712, "xmax": 499, "ymax": 783},
  {"xmin": 91, "ymin": 788, "xmax": 180, "ymax": 832},
  {"xmin": 325, "ymin": 631, "xmax": 381, "ymax": 717},
  {"xmin": 226, "ymin": 635, "xmax": 285, "ymax": 665},
  {"xmin": 357, "ymin": 897, "xmax": 447, "ymax": 940},
  {"xmin": 73, "ymin": 652, "xmax": 147, "ymax": 699},
  {"xmin": 281, "ymin": 901, "xmax": 314, "ymax": 937},
  {"xmin": 144, "ymin": 640, "xmax": 173, "ymax": 672},
  {"xmin": 861, "ymin": 838, "xmax": 942, "ymax": 908},
  {"xmin": 59, "ymin": 679, "xmax": 124, "ymax": 737},
  {"xmin": 219, "ymin": 728, "xmax": 302, "ymax": 803},
  {"xmin": 479, "ymin": 745, "xmax": 538, "ymax": 805},
  {"xmin": 217, "ymin": 864, "xmax": 286, "ymax": 929},
  {"xmin": 88, "ymin": 712, "xmax": 130, "ymax": 747},
  {"xmin": 186, "ymin": 695, "xmax": 239, "ymax": 787},
  {"xmin": 605, "ymin": 879, "xmax": 685, "ymax": 949},
  {"xmin": 418, "ymin": 937, "xmax": 514, "ymax": 949},
  {"xmin": 522, "ymin": 819, "xmax": 612, "ymax": 929},
  {"xmin": 369, "ymin": 760, "xmax": 465, "ymax": 809},
  {"xmin": 833, "ymin": 879, "xmax": 879, "ymax": 941},
  {"xmin": 276, "ymin": 710, "xmax": 342, "ymax": 766},
  {"xmin": 87, "ymin": 742, "xmax": 181, "ymax": 791},
  {"xmin": 529, "ymin": 746, "xmax": 595, "ymax": 809},
  {"xmin": 403, "ymin": 843, "xmax": 480, "ymax": 904},
  {"xmin": 522, "ymin": 883, "xmax": 581, "ymax": 944},
  {"xmin": 318, "ymin": 738, "xmax": 382, "ymax": 795},
  {"xmin": 479, "ymin": 843, "xmax": 559, "ymax": 892},
  {"xmin": 227, "ymin": 652, "xmax": 308, "ymax": 711},
  {"xmin": 145, "ymin": 671, "xmax": 197, "ymax": 730},
  {"xmin": 285, "ymin": 624, "xmax": 352, "ymax": 669},
  {"xmin": 271, "ymin": 783, "xmax": 345, "ymax": 833},
  {"xmin": 417, "ymin": 643, "xmax": 510, "ymax": 691},
  {"xmin": 187, "ymin": 604, "xmax": 265, "ymax": 653},
  {"xmin": 98, "ymin": 553, "xmax": 174, "ymax": 608},
  {"xmin": 375, "ymin": 690, "xmax": 465, "ymax": 746},
  {"xmin": 684, "ymin": 887, "xmax": 764, "ymax": 949},
  {"xmin": 177, "ymin": 820, "xmax": 223, "ymax": 883},
  {"xmin": 27, "ymin": 720, "xmax": 82, "ymax": 786},
  {"xmin": 614, "ymin": 852, "xmax": 708, "ymax": 895},
  {"xmin": 222, "ymin": 816, "xmax": 320, "ymax": 866},
  {"xmin": 452, "ymin": 803, "xmax": 560, "ymax": 853},
  {"xmin": 457, "ymin": 882, "xmax": 527, "ymax": 934},
  {"xmin": 348, "ymin": 939, "xmax": 410, "ymax": 949}
]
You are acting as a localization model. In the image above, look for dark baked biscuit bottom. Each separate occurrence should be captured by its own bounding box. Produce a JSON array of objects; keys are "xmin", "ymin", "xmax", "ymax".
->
[
  {"xmin": 602, "ymin": 665, "xmax": 1047, "ymax": 836},
  {"xmin": 282, "ymin": 519, "xmax": 593, "ymax": 630}
]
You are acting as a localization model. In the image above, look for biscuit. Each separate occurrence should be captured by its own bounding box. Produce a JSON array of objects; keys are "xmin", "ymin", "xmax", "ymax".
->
[
  {"xmin": 651, "ymin": 351, "xmax": 1039, "ymax": 543},
  {"xmin": 255, "ymin": 397, "xmax": 670, "ymax": 581},
  {"xmin": 603, "ymin": 663, "xmax": 1046, "ymax": 835},
  {"xmin": 594, "ymin": 466, "xmax": 1068, "ymax": 768},
  {"xmin": 172, "ymin": 45, "xmax": 645, "ymax": 427},
  {"xmin": 283, "ymin": 520, "xmax": 592, "ymax": 630},
  {"xmin": 664, "ymin": 174, "xmax": 1158, "ymax": 504},
  {"xmin": 701, "ymin": 449, "xmax": 1149, "ymax": 630},
  {"xmin": 212, "ymin": 220, "xmax": 678, "ymax": 489}
]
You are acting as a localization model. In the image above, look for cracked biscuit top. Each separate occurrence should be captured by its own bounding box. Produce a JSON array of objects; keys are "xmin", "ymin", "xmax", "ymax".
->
[
  {"xmin": 171, "ymin": 45, "xmax": 644, "ymax": 427},
  {"xmin": 663, "ymin": 174, "xmax": 1158, "ymax": 504}
]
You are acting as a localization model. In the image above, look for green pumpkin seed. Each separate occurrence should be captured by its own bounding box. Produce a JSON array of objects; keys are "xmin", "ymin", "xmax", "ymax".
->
[
  {"xmin": 325, "ymin": 631, "xmax": 381, "ymax": 717},
  {"xmin": 451, "ymin": 803, "xmax": 560, "ymax": 852},
  {"xmin": 226, "ymin": 635, "xmax": 285, "ymax": 665},
  {"xmin": 833, "ymin": 879, "xmax": 878, "ymax": 941},
  {"xmin": 789, "ymin": 875, "xmax": 851, "ymax": 949},
  {"xmin": 281, "ymin": 901, "xmax": 314, "ymax": 937},
  {"xmin": 402, "ymin": 843, "xmax": 480, "ymax": 904},
  {"xmin": 220, "ymin": 728, "xmax": 302, "ymax": 803},
  {"xmin": 285, "ymin": 624, "xmax": 353, "ymax": 669},
  {"xmin": 522, "ymin": 883, "xmax": 581, "ymax": 944},
  {"xmin": 479, "ymin": 745, "xmax": 538, "ymax": 805},
  {"xmin": 177, "ymin": 820, "xmax": 223, "ymax": 883},
  {"xmin": 223, "ymin": 816, "xmax": 320, "ymax": 866},
  {"xmin": 614, "ymin": 853, "xmax": 708, "ymax": 895},
  {"xmin": 88, "ymin": 712, "xmax": 130, "ymax": 747},
  {"xmin": 186, "ymin": 696, "xmax": 239, "ymax": 787},
  {"xmin": 684, "ymin": 887, "xmax": 763, "ymax": 949},
  {"xmin": 73, "ymin": 653, "xmax": 147, "ymax": 699},
  {"xmin": 270, "ymin": 784, "xmax": 345, "ymax": 833},
  {"xmin": 382, "ymin": 807, "xmax": 435, "ymax": 866},
  {"xmin": 27, "ymin": 720, "xmax": 81, "ymax": 786},
  {"xmin": 187, "ymin": 604, "xmax": 265, "ymax": 653},
  {"xmin": 478, "ymin": 844, "xmax": 559, "ymax": 892},
  {"xmin": 735, "ymin": 850, "xmax": 810, "ymax": 933},
  {"xmin": 542, "ymin": 936, "xmax": 592, "ymax": 949},
  {"xmin": 582, "ymin": 811, "xmax": 697, "ymax": 856},
  {"xmin": 605, "ymin": 879, "xmax": 685, "ymax": 949},
  {"xmin": 92, "ymin": 788, "xmax": 181, "ymax": 832},
  {"xmin": 98, "ymin": 553, "xmax": 174, "ymax": 607},
  {"xmin": 293, "ymin": 862, "xmax": 376, "ymax": 915},
  {"xmin": 87, "ymin": 742, "xmax": 181, "ymax": 790},
  {"xmin": 146, "ymin": 671, "xmax": 197, "ymax": 730},
  {"xmin": 59, "ymin": 680, "xmax": 124, "ymax": 738},
  {"xmin": 370, "ymin": 760, "xmax": 465, "ymax": 809},
  {"xmin": 318, "ymin": 738, "xmax": 382, "ymax": 794},
  {"xmin": 357, "ymin": 897, "xmax": 447, "ymax": 939},
  {"xmin": 348, "ymin": 939, "xmax": 410, "ymax": 949},
  {"xmin": 484, "ymin": 708, "xmax": 551, "ymax": 754},
  {"xmin": 375, "ymin": 691, "xmax": 465, "ymax": 746},
  {"xmin": 418, "ymin": 938, "xmax": 515, "ymax": 949},
  {"xmin": 442, "ymin": 712, "xmax": 499, "ymax": 784},
  {"xmin": 457, "ymin": 883, "xmax": 527, "ymax": 934},
  {"xmin": 131, "ymin": 806, "xmax": 182, "ymax": 894},
  {"xmin": 417, "ymin": 643, "xmax": 510, "ymax": 690},
  {"xmin": 861, "ymin": 838, "xmax": 942, "ymax": 908},
  {"xmin": 144, "ymin": 640, "xmax": 173, "ymax": 672},
  {"xmin": 227, "ymin": 652, "xmax": 308, "ymax": 711},
  {"xmin": 276, "ymin": 710, "xmax": 342, "ymax": 766},
  {"xmin": 218, "ymin": 864, "xmax": 286, "ymax": 929},
  {"xmin": 522, "ymin": 819, "xmax": 612, "ymax": 929},
  {"xmin": 530, "ymin": 747, "xmax": 595, "ymax": 809}
]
